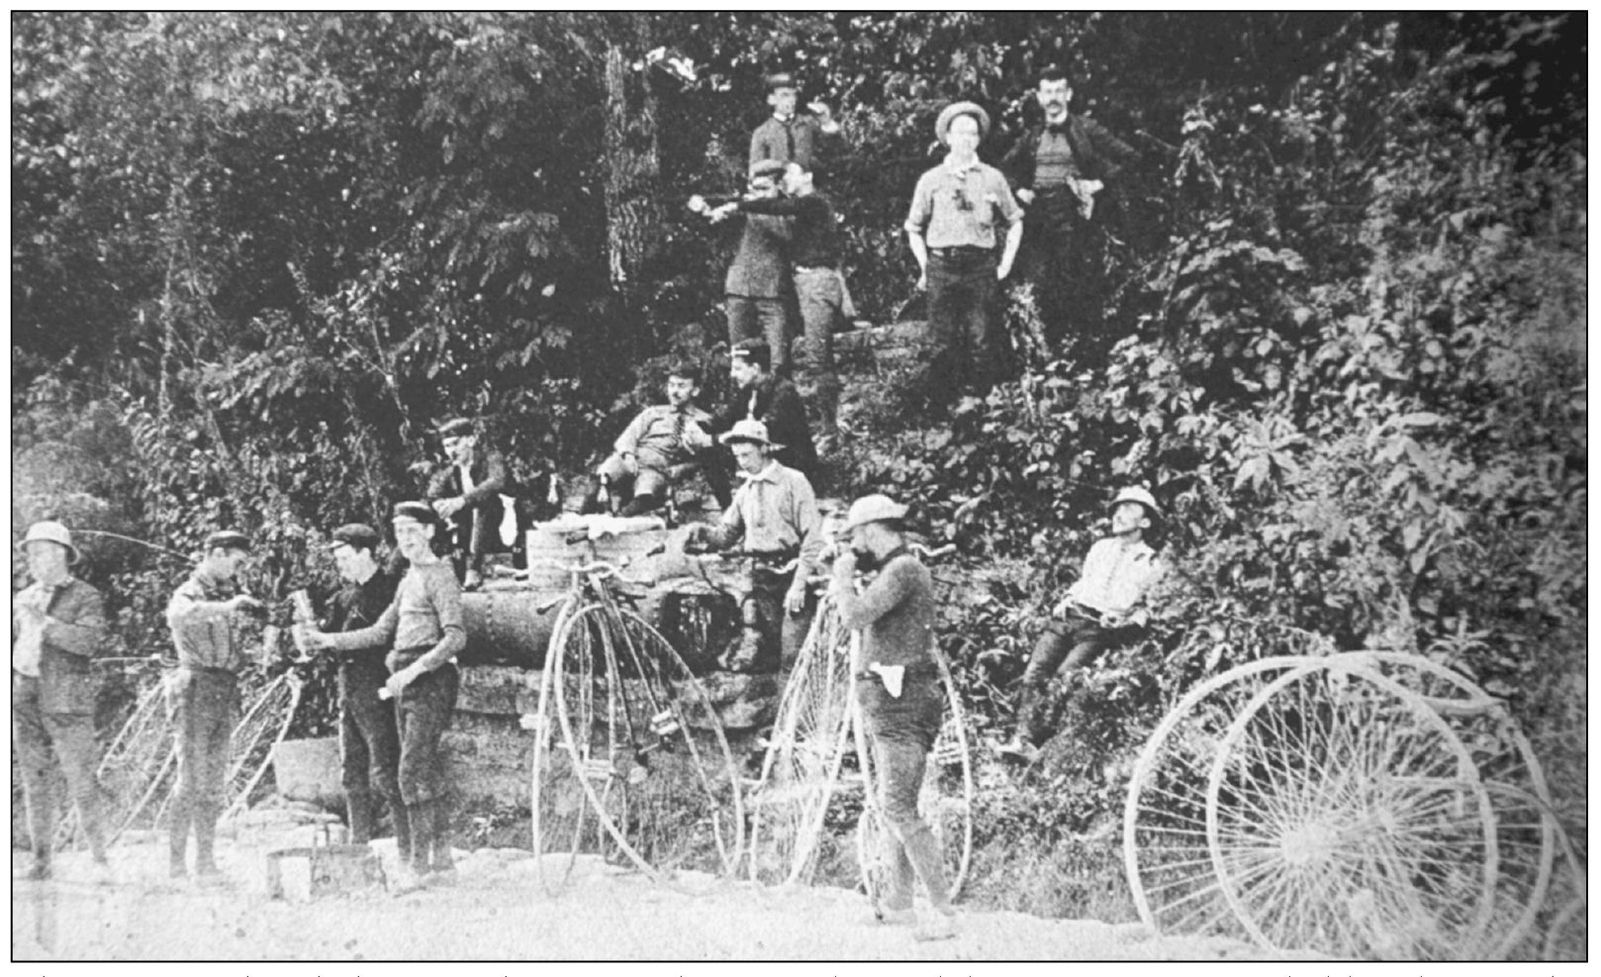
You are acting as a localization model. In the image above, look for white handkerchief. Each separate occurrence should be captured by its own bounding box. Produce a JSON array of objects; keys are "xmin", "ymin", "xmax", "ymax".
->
[{"xmin": 869, "ymin": 663, "xmax": 905, "ymax": 698}]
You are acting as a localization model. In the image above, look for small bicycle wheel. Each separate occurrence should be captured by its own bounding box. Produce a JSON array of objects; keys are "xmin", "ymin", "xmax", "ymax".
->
[
  {"xmin": 852, "ymin": 647, "xmax": 975, "ymax": 907},
  {"xmin": 222, "ymin": 672, "xmax": 303, "ymax": 819},
  {"xmin": 1206, "ymin": 659, "xmax": 1499, "ymax": 959},
  {"xmin": 55, "ymin": 680, "xmax": 174, "ymax": 850},
  {"xmin": 1123, "ymin": 656, "xmax": 1322, "ymax": 939},
  {"xmin": 748, "ymin": 594, "xmax": 855, "ymax": 885},
  {"xmin": 1336, "ymin": 651, "xmax": 1557, "ymax": 958},
  {"xmin": 551, "ymin": 603, "xmax": 744, "ymax": 882}
]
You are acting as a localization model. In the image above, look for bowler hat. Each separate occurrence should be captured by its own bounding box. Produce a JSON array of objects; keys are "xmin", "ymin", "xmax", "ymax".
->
[
  {"xmin": 843, "ymin": 494, "xmax": 910, "ymax": 532},
  {"xmin": 436, "ymin": 418, "xmax": 474, "ymax": 439},
  {"xmin": 392, "ymin": 501, "xmax": 440, "ymax": 526},
  {"xmin": 330, "ymin": 523, "xmax": 381, "ymax": 551},
  {"xmin": 935, "ymin": 101, "xmax": 991, "ymax": 145},
  {"xmin": 17, "ymin": 521, "xmax": 81, "ymax": 565},
  {"xmin": 719, "ymin": 418, "xmax": 782, "ymax": 450},
  {"xmin": 204, "ymin": 530, "xmax": 253, "ymax": 553}
]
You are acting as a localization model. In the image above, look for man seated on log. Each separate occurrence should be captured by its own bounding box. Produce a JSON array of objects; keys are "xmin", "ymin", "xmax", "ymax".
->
[
  {"xmin": 997, "ymin": 486, "xmax": 1164, "ymax": 764},
  {"xmin": 427, "ymin": 417, "xmax": 508, "ymax": 591},
  {"xmin": 712, "ymin": 340, "xmax": 819, "ymax": 490},
  {"xmin": 684, "ymin": 419, "xmax": 822, "ymax": 674},
  {"xmin": 587, "ymin": 359, "xmax": 717, "ymax": 517}
]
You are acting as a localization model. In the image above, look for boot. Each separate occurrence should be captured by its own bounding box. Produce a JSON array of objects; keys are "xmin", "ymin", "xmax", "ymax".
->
[
  {"xmin": 406, "ymin": 801, "xmax": 433, "ymax": 875},
  {"xmin": 346, "ymin": 788, "xmax": 375, "ymax": 845},
  {"xmin": 429, "ymin": 800, "xmax": 456, "ymax": 881},
  {"xmin": 390, "ymin": 798, "xmax": 412, "ymax": 865},
  {"xmin": 194, "ymin": 804, "xmax": 221, "ymax": 879}
]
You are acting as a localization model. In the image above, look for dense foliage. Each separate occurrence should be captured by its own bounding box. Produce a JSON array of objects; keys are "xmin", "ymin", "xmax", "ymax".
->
[{"xmin": 12, "ymin": 12, "xmax": 1585, "ymax": 932}]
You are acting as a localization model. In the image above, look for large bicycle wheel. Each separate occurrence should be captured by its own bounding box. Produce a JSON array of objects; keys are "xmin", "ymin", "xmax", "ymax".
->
[
  {"xmin": 1205, "ymin": 660, "xmax": 1499, "ymax": 959},
  {"xmin": 1123, "ymin": 656, "xmax": 1323, "ymax": 940},
  {"xmin": 853, "ymin": 648, "xmax": 975, "ymax": 907},
  {"xmin": 1336, "ymin": 651, "xmax": 1557, "ymax": 959},
  {"xmin": 747, "ymin": 594, "xmax": 855, "ymax": 885},
  {"xmin": 223, "ymin": 672, "xmax": 303, "ymax": 819},
  {"xmin": 550, "ymin": 603, "xmax": 744, "ymax": 883}
]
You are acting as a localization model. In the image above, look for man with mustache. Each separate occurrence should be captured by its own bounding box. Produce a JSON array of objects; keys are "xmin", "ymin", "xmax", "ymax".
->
[{"xmin": 1001, "ymin": 65, "xmax": 1137, "ymax": 353}]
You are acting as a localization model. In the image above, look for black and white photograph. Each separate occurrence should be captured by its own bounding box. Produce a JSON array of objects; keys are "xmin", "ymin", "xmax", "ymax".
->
[{"xmin": 10, "ymin": 11, "xmax": 1587, "ymax": 963}]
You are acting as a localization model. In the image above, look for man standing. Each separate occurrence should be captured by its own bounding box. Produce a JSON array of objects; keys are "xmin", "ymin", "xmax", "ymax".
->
[
  {"xmin": 13, "ymin": 521, "xmax": 112, "ymax": 882},
  {"xmin": 905, "ymin": 101, "xmax": 1024, "ymax": 397},
  {"xmin": 694, "ymin": 161, "xmax": 796, "ymax": 374},
  {"xmin": 713, "ymin": 340, "xmax": 818, "ymax": 486},
  {"xmin": 318, "ymin": 524, "xmax": 402, "ymax": 850},
  {"xmin": 998, "ymin": 487, "xmax": 1164, "ymax": 763},
  {"xmin": 592, "ymin": 360, "xmax": 717, "ymax": 517},
  {"xmin": 831, "ymin": 495, "xmax": 956, "ymax": 942},
  {"xmin": 713, "ymin": 160, "xmax": 847, "ymax": 429},
  {"xmin": 427, "ymin": 417, "xmax": 509, "ymax": 591},
  {"xmin": 1001, "ymin": 66, "xmax": 1137, "ymax": 351},
  {"xmin": 165, "ymin": 529, "xmax": 263, "ymax": 882},
  {"xmin": 749, "ymin": 71, "xmax": 841, "ymax": 172},
  {"xmin": 686, "ymin": 419, "xmax": 822, "ymax": 674},
  {"xmin": 301, "ymin": 502, "xmax": 464, "ymax": 895}
]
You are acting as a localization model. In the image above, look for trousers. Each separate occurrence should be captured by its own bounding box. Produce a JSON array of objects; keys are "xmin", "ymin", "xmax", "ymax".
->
[
  {"xmin": 339, "ymin": 657, "xmax": 401, "ymax": 843},
  {"xmin": 927, "ymin": 249, "xmax": 1002, "ymax": 396},
  {"xmin": 726, "ymin": 295, "xmax": 791, "ymax": 372},
  {"xmin": 1016, "ymin": 615, "xmax": 1141, "ymax": 746},
  {"xmin": 395, "ymin": 663, "xmax": 458, "ymax": 805},
  {"xmin": 858, "ymin": 670, "xmax": 950, "ymax": 912},
  {"xmin": 13, "ymin": 674, "xmax": 108, "ymax": 864},
  {"xmin": 166, "ymin": 667, "xmax": 240, "ymax": 869}
]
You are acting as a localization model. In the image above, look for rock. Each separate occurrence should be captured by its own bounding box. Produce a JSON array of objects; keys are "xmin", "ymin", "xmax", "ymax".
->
[{"xmin": 695, "ymin": 672, "xmax": 781, "ymax": 731}]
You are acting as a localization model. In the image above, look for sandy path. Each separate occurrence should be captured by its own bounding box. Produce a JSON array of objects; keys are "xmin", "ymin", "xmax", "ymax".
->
[{"xmin": 12, "ymin": 838, "xmax": 1279, "ymax": 961}]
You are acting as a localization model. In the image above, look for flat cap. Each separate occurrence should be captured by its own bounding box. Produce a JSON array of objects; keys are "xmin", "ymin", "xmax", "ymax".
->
[
  {"xmin": 436, "ymin": 418, "xmax": 474, "ymax": 439},
  {"xmin": 330, "ymin": 523, "xmax": 381, "ymax": 551},
  {"xmin": 749, "ymin": 158, "xmax": 787, "ymax": 181},
  {"xmin": 391, "ymin": 501, "xmax": 439, "ymax": 526},
  {"xmin": 204, "ymin": 530, "xmax": 252, "ymax": 553}
]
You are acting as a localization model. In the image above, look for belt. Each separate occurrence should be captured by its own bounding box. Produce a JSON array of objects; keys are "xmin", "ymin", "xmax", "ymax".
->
[
  {"xmin": 175, "ymin": 663, "xmax": 240, "ymax": 679},
  {"xmin": 931, "ymin": 245, "xmax": 992, "ymax": 257},
  {"xmin": 794, "ymin": 265, "xmax": 838, "ymax": 274}
]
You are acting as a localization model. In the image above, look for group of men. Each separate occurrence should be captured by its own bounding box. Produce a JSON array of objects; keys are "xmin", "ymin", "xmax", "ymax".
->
[
  {"xmin": 10, "ymin": 65, "xmax": 1160, "ymax": 941},
  {"xmin": 693, "ymin": 66, "xmax": 1136, "ymax": 404}
]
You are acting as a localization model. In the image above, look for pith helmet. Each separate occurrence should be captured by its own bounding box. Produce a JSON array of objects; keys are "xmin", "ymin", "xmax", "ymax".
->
[
  {"xmin": 1110, "ymin": 486, "xmax": 1160, "ymax": 522},
  {"xmin": 17, "ymin": 521, "xmax": 80, "ymax": 565},
  {"xmin": 843, "ymin": 494, "xmax": 910, "ymax": 532}
]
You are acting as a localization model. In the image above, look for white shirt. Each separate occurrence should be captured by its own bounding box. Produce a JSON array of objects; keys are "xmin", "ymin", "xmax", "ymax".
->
[
  {"xmin": 1065, "ymin": 537, "xmax": 1161, "ymax": 620},
  {"xmin": 11, "ymin": 584, "xmax": 56, "ymax": 677}
]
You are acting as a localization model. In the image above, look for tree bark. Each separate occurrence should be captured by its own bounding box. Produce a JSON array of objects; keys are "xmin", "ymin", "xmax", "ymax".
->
[{"xmin": 602, "ymin": 13, "xmax": 663, "ymax": 309}]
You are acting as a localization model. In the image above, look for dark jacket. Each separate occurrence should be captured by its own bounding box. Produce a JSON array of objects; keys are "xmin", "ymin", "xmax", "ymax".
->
[
  {"xmin": 13, "ymin": 577, "xmax": 107, "ymax": 714},
  {"xmin": 1000, "ymin": 113, "xmax": 1138, "ymax": 191},
  {"xmin": 735, "ymin": 191, "xmax": 843, "ymax": 269},
  {"xmin": 426, "ymin": 450, "xmax": 509, "ymax": 563},
  {"xmin": 323, "ymin": 569, "xmax": 400, "ymax": 670},
  {"xmin": 715, "ymin": 375, "xmax": 818, "ymax": 478}
]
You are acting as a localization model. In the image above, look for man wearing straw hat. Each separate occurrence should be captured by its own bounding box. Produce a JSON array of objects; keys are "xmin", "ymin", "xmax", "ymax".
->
[
  {"xmin": 904, "ymin": 100, "xmax": 1024, "ymax": 396},
  {"xmin": 13, "ymin": 520, "xmax": 113, "ymax": 882},
  {"xmin": 686, "ymin": 418, "xmax": 822, "ymax": 674},
  {"xmin": 831, "ymin": 494, "xmax": 957, "ymax": 941},
  {"xmin": 164, "ymin": 529, "xmax": 264, "ymax": 883}
]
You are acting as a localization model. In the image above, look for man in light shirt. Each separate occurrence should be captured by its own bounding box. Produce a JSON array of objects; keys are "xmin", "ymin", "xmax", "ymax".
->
[
  {"xmin": 13, "ymin": 520, "xmax": 112, "ymax": 882},
  {"xmin": 998, "ymin": 487, "xmax": 1164, "ymax": 763}
]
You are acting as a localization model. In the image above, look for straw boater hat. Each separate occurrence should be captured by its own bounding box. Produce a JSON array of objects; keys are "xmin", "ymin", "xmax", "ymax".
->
[
  {"xmin": 718, "ymin": 418, "xmax": 783, "ymax": 451},
  {"xmin": 843, "ymin": 494, "xmax": 910, "ymax": 532},
  {"xmin": 17, "ymin": 521, "xmax": 81, "ymax": 565},
  {"xmin": 436, "ymin": 418, "xmax": 474, "ymax": 439},
  {"xmin": 935, "ymin": 100, "xmax": 991, "ymax": 145}
]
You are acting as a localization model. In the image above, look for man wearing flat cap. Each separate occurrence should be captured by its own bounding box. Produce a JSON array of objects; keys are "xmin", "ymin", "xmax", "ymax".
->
[
  {"xmin": 315, "ymin": 523, "xmax": 402, "ymax": 849},
  {"xmin": 686, "ymin": 419, "xmax": 822, "ymax": 674},
  {"xmin": 1001, "ymin": 66, "xmax": 1137, "ymax": 351},
  {"xmin": 831, "ymin": 495, "xmax": 957, "ymax": 941},
  {"xmin": 427, "ymin": 417, "xmax": 509, "ymax": 591},
  {"xmin": 300, "ymin": 503, "xmax": 464, "ymax": 894},
  {"xmin": 749, "ymin": 71, "xmax": 842, "ymax": 172},
  {"xmin": 13, "ymin": 521, "xmax": 113, "ymax": 882},
  {"xmin": 165, "ymin": 529, "xmax": 264, "ymax": 882},
  {"xmin": 905, "ymin": 101, "xmax": 1024, "ymax": 397}
]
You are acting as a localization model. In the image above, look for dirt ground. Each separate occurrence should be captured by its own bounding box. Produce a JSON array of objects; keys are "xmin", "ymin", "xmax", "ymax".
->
[{"xmin": 10, "ymin": 831, "xmax": 1293, "ymax": 963}]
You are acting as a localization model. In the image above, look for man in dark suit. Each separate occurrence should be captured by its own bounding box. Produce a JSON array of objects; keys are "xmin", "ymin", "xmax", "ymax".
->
[
  {"xmin": 1001, "ymin": 65, "xmax": 1137, "ymax": 351},
  {"xmin": 427, "ymin": 417, "xmax": 508, "ymax": 591},
  {"xmin": 712, "ymin": 340, "xmax": 818, "ymax": 490}
]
